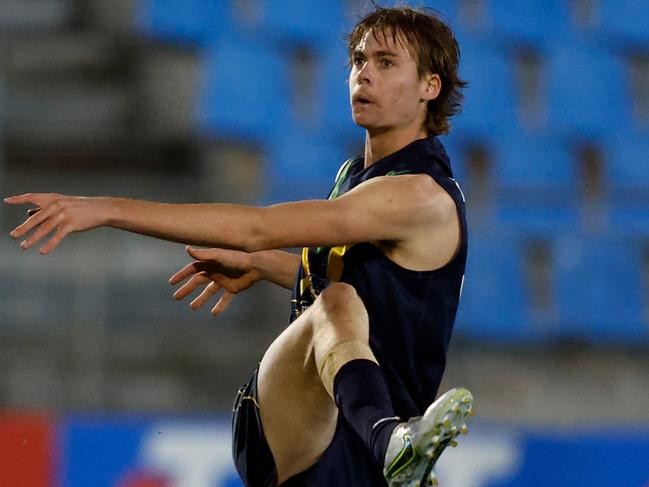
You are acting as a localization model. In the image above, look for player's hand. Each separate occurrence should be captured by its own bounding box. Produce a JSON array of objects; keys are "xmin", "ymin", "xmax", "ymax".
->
[
  {"xmin": 5, "ymin": 193, "xmax": 112, "ymax": 254},
  {"xmin": 169, "ymin": 246, "xmax": 263, "ymax": 316}
]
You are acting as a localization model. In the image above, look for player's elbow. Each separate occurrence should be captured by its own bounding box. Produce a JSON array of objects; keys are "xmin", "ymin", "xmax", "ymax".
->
[
  {"xmin": 241, "ymin": 207, "xmax": 303, "ymax": 251},
  {"xmin": 233, "ymin": 212, "xmax": 271, "ymax": 252},
  {"xmin": 241, "ymin": 225, "xmax": 270, "ymax": 252}
]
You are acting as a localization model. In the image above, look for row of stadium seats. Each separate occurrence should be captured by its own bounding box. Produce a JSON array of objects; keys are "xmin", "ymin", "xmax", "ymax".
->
[
  {"xmin": 446, "ymin": 133, "xmax": 649, "ymax": 190},
  {"xmin": 457, "ymin": 233, "xmax": 649, "ymax": 343},
  {"xmin": 137, "ymin": 0, "xmax": 649, "ymax": 48},
  {"xmin": 138, "ymin": 1, "xmax": 649, "ymax": 140},
  {"xmin": 444, "ymin": 133, "xmax": 649, "ymax": 236},
  {"xmin": 444, "ymin": 0, "xmax": 649, "ymax": 47},
  {"xmin": 191, "ymin": 32, "xmax": 648, "ymax": 141},
  {"xmin": 136, "ymin": 0, "xmax": 348, "ymax": 48},
  {"xmin": 456, "ymin": 36, "xmax": 649, "ymax": 138}
]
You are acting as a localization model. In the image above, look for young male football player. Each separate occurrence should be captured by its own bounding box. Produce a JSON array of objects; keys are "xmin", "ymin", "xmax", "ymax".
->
[{"xmin": 6, "ymin": 7, "xmax": 472, "ymax": 486}]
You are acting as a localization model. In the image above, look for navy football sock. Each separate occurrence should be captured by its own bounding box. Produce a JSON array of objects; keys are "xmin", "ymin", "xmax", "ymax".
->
[{"xmin": 333, "ymin": 359, "xmax": 400, "ymax": 466}]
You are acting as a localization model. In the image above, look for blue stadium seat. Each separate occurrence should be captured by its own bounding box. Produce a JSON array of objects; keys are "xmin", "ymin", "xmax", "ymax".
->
[
  {"xmin": 263, "ymin": 130, "xmax": 350, "ymax": 203},
  {"xmin": 602, "ymin": 134, "xmax": 649, "ymax": 194},
  {"xmin": 493, "ymin": 135, "xmax": 579, "ymax": 233},
  {"xmin": 555, "ymin": 235, "xmax": 648, "ymax": 342},
  {"xmin": 243, "ymin": 0, "xmax": 347, "ymax": 49},
  {"xmin": 471, "ymin": 0, "xmax": 571, "ymax": 44},
  {"xmin": 601, "ymin": 134, "xmax": 649, "ymax": 235},
  {"xmin": 319, "ymin": 46, "xmax": 362, "ymax": 144},
  {"xmin": 546, "ymin": 42, "xmax": 631, "ymax": 137},
  {"xmin": 137, "ymin": 0, "xmax": 233, "ymax": 46},
  {"xmin": 195, "ymin": 35, "xmax": 292, "ymax": 142},
  {"xmin": 452, "ymin": 36, "xmax": 519, "ymax": 138},
  {"xmin": 597, "ymin": 0, "xmax": 649, "ymax": 47},
  {"xmin": 456, "ymin": 233, "xmax": 534, "ymax": 341}
]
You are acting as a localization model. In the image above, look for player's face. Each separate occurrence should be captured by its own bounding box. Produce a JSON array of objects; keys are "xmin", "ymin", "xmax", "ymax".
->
[{"xmin": 349, "ymin": 29, "xmax": 436, "ymax": 135}]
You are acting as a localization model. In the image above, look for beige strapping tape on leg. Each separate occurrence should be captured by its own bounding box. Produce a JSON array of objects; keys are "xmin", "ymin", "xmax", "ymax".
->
[{"xmin": 317, "ymin": 340, "xmax": 378, "ymax": 400}]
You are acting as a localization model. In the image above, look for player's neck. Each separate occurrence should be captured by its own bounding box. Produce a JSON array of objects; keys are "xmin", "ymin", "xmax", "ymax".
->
[{"xmin": 363, "ymin": 126, "xmax": 428, "ymax": 168}]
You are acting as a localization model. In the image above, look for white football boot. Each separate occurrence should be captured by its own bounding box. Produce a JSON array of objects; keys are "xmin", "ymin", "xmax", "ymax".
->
[{"xmin": 382, "ymin": 388, "xmax": 474, "ymax": 486}]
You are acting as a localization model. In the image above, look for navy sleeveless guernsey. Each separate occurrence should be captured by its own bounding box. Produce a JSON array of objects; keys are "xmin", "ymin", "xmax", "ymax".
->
[{"xmin": 287, "ymin": 135, "xmax": 468, "ymax": 486}]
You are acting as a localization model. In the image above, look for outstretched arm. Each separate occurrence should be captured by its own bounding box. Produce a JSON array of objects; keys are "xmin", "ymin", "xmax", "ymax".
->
[{"xmin": 5, "ymin": 173, "xmax": 452, "ymax": 254}]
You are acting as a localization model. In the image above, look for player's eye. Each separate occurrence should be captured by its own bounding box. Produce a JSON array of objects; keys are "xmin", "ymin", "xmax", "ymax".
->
[
  {"xmin": 381, "ymin": 59, "xmax": 394, "ymax": 67},
  {"xmin": 352, "ymin": 57, "xmax": 365, "ymax": 67}
]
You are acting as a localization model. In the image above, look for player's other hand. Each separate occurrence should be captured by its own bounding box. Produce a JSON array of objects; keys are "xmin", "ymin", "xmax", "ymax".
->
[
  {"xmin": 5, "ymin": 193, "xmax": 111, "ymax": 254},
  {"xmin": 169, "ymin": 246, "xmax": 263, "ymax": 316}
]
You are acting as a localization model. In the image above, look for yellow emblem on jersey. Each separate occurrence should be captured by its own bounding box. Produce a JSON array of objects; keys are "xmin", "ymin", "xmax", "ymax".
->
[
  {"xmin": 326, "ymin": 245, "xmax": 352, "ymax": 282},
  {"xmin": 300, "ymin": 244, "xmax": 354, "ymax": 299}
]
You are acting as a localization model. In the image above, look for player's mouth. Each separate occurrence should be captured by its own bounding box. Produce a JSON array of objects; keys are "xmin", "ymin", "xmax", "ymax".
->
[{"xmin": 352, "ymin": 93, "xmax": 376, "ymax": 106}]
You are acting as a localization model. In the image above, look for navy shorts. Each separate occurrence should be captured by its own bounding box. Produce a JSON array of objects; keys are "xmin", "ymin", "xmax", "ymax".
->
[
  {"xmin": 232, "ymin": 369, "xmax": 315, "ymax": 487},
  {"xmin": 232, "ymin": 368, "xmax": 278, "ymax": 487}
]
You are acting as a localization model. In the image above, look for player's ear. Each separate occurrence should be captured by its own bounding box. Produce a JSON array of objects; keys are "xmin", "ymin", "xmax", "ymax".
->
[{"xmin": 420, "ymin": 73, "xmax": 441, "ymax": 102}]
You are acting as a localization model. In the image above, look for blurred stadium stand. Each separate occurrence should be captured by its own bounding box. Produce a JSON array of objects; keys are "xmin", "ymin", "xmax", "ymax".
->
[
  {"xmin": 546, "ymin": 41, "xmax": 631, "ymax": 138},
  {"xmin": 597, "ymin": 0, "xmax": 649, "ymax": 47},
  {"xmin": 1, "ymin": 2, "xmax": 649, "ymax": 486}
]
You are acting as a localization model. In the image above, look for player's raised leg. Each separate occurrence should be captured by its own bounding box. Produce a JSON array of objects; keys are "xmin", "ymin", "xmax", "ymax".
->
[
  {"xmin": 256, "ymin": 282, "xmax": 473, "ymax": 486},
  {"xmin": 255, "ymin": 281, "xmax": 378, "ymax": 483},
  {"xmin": 306, "ymin": 282, "xmax": 474, "ymax": 487}
]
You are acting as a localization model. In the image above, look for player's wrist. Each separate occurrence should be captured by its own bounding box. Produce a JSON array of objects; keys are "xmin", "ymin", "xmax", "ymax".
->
[
  {"xmin": 101, "ymin": 197, "xmax": 128, "ymax": 228},
  {"xmin": 248, "ymin": 250, "xmax": 270, "ymax": 281}
]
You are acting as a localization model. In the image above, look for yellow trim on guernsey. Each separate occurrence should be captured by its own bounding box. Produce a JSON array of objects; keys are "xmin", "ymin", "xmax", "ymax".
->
[
  {"xmin": 327, "ymin": 245, "xmax": 352, "ymax": 282},
  {"xmin": 301, "ymin": 247, "xmax": 311, "ymax": 276}
]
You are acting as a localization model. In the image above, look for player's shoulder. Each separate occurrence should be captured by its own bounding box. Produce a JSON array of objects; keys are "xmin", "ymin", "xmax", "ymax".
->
[
  {"xmin": 372, "ymin": 172, "xmax": 452, "ymax": 200},
  {"xmin": 398, "ymin": 174, "xmax": 457, "ymax": 221},
  {"xmin": 364, "ymin": 173, "xmax": 457, "ymax": 221}
]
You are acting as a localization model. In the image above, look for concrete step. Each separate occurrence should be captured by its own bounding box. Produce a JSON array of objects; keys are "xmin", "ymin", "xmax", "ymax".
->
[
  {"xmin": 0, "ymin": 0, "xmax": 73, "ymax": 32},
  {"xmin": 5, "ymin": 30, "xmax": 127, "ymax": 76},
  {"xmin": 6, "ymin": 79, "xmax": 133, "ymax": 144}
]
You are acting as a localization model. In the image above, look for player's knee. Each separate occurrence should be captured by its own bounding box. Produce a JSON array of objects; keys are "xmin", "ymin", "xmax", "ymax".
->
[
  {"xmin": 318, "ymin": 282, "xmax": 363, "ymax": 316},
  {"xmin": 320, "ymin": 281, "xmax": 359, "ymax": 304},
  {"xmin": 312, "ymin": 282, "xmax": 368, "ymax": 341}
]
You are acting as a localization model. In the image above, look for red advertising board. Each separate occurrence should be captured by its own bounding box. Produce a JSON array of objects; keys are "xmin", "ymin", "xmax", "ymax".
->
[{"xmin": 0, "ymin": 412, "xmax": 56, "ymax": 487}]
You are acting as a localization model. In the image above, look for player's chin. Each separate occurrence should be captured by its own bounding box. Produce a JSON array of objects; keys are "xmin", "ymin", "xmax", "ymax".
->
[{"xmin": 351, "ymin": 114, "xmax": 376, "ymax": 130}]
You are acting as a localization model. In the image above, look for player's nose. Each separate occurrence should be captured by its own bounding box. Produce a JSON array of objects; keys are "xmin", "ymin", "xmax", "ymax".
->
[{"xmin": 355, "ymin": 62, "xmax": 372, "ymax": 85}]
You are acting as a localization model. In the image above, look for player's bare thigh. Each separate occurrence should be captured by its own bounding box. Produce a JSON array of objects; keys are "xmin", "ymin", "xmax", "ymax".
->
[{"xmin": 257, "ymin": 304, "xmax": 338, "ymax": 484}]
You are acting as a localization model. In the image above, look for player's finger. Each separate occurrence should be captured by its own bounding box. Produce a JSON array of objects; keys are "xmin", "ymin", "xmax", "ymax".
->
[
  {"xmin": 173, "ymin": 273, "xmax": 210, "ymax": 300},
  {"xmin": 10, "ymin": 205, "xmax": 54, "ymax": 239},
  {"xmin": 211, "ymin": 291, "xmax": 235, "ymax": 316},
  {"xmin": 39, "ymin": 226, "xmax": 70, "ymax": 255},
  {"xmin": 3, "ymin": 194, "xmax": 43, "ymax": 205},
  {"xmin": 186, "ymin": 245, "xmax": 223, "ymax": 262},
  {"xmin": 169, "ymin": 261, "xmax": 201, "ymax": 285},
  {"xmin": 18, "ymin": 213, "xmax": 62, "ymax": 250},
  {"xmin": 191, "ymin": 281, "xmax": 221, "ymax": 310}
]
